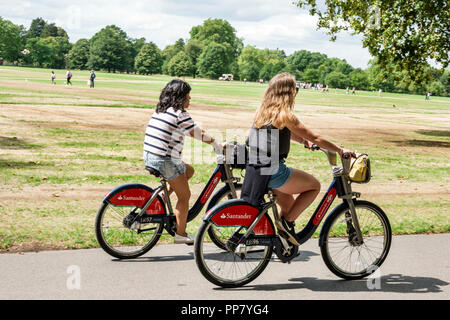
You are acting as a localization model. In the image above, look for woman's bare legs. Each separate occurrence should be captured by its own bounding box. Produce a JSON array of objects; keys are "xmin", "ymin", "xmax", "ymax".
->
[
  {"xmin": 167, "ymin": 163, "xmax": 195, "ymax": 237},
  {"xmin": 167, "ymin": 163, "xmax": 194, "ymax": 196},
  {"xmin": 273, "ymin": 169, "xmax": 321, "ymax": 222}
]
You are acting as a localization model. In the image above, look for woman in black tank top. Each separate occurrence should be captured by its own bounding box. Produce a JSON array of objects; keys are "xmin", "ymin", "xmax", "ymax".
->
[{"xmin": 248, "ymin": 73, "xmax": 355, "ymax": 245}]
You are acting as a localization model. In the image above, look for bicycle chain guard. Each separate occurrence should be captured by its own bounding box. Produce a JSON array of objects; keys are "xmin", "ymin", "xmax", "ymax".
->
[{"xmin": 273, "ymin": 237, "xmax": 299, "ymax": 263}]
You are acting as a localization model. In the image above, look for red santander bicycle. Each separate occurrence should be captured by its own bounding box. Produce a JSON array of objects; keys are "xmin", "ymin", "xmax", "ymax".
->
[
  {"xmin": 95, "ymin": 143, "xmax": 246, "ymax": 259},
  {"xmin": 194, "ymin": 147, "xmax": 392, "ymax": 287}
]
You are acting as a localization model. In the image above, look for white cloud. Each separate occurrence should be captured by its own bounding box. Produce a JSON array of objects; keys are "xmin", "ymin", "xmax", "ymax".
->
[{"xmin": 0, "ymin": 0, "xmax": 372, "ymax": 68}]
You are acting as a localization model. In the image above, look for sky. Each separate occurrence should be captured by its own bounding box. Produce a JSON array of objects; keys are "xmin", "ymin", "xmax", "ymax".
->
[{"xmin": 1, "ymin": 0, "xmax": 373, "ymax": 68}]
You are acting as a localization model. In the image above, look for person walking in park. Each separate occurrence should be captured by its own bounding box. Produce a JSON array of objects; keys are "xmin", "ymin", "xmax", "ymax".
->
[
  {"xmin": 89, "ymin": 70, "xmax": 96, "ymax": 88},
  {"xmin": 425, "ymin": 92, "xmax": 430, "ymax": 100},
  {"xmin": 66, "ymin": 69, "xmax": 73, "ymax": 86},
  {"xmin": 51, "ymin": 71, "xmax": 56, "ymax": 85},
  {"xmin": 241, "ymin": 72, "xmax": 355, "ymax": 246},
  {"xmin": 352, "ymin": 86, "xmax": 356, "ymax": 95},
  {"xmin": 143, "ymin": 79, "xmax": 221, "ymax": 244}
]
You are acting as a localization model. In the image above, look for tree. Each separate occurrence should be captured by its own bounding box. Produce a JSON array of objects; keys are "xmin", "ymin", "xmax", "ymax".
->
[
  {"xmin": 190, "ymin": 19, "xmax": 241, "ymax": 71},
  {"xmin": 185, "ymin": 39, "xmax": 203, "ymax": 77},
  {"xmin": 41, "ymin": 23, "xmax": 58, "ymax": 38},
  {"xmin": 134, "ymin": 42, "xmax": 163, "ymax": 75},
  {"xmin": 88, "ymin": 25, "xmax": 131, "ymax": 72},
  {"xmin": 324, "ymin": 71, "xmax": 349, "ymax": 88},
  {"xmin": 197, "ymin": 42, "xmax": 230, "ymax": 79},
  {"xmin": 349, "ymin": 69, "xmax": 370, "ymax": 90},
  {"xmin": 167, "ymin": 51, "xmax": 194, "ymax": 77},
  {"xmin": 240, "ymin": 61, "xmax": 260, "ymax": 82},
  {"xmin": 295, "ymin": 0, "xmax": 450, "ymax": 85},
  {"xmin": 161, "ymin": 39, "xmax": 185, "ymax": 74},
  {"xmin": 28, "ymin": 17, "xmax": 46, "ymax": 38},
  {"xmin": 428, "ymin": 81, "xmax": 446, "ymax": 96},
  {"xmin": 237, "ymin": 46, "xmax": 265, "ymax": 80},
  {"xmin": 69, "ymin": 39, "xmax": 90, "ymax": 69},
  {"xmin": 302, "ymin": 68, "xmax": 321, "ymax": 83},
  {"xmin": 0, "ymin": 17, "xmax": 22, "ymax": 61},
  {"xmin": 287, "ymin": 50, "xmax": 327, "ymax": 72}
]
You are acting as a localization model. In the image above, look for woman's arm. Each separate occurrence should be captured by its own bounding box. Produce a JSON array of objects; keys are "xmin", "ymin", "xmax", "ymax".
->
[
  {"xmin": 188, "ymin": 127, "xmax": 221, "ymax": 151},
  {"xmin": 286, "ymin": 116, "xmax": 355, "ymax": 157}
]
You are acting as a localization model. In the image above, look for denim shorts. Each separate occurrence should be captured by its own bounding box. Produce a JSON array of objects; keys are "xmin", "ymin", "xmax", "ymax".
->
[
  {"xmin": 267, "ymin": 160, "xmax": 293, "ymax": 189},
  {"xmin": 144, "ymin": 151, "xmax": 186, "ymax": 181}
]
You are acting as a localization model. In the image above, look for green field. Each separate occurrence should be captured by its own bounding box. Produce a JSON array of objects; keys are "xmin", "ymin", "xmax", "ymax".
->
[{"xmin": 0, "ymin": 66, "xmax": 449, "ymax": 252}]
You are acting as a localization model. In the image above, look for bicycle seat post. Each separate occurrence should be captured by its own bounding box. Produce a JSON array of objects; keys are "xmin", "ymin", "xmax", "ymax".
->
[{"xmin": 159, "ymin": 177, "xmax": 173, "ymax": 214}]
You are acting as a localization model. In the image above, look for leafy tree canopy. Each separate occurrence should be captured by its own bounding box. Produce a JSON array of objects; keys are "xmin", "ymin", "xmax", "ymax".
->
[{"xmin": 295, "ymin": 0, "xmax": 450, "ymax": 85}]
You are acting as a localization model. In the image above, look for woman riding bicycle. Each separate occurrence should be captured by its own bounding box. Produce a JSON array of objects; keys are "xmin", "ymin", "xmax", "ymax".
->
[
  {"xmin": 143, "ymin": 79, "xmax": 221, "ymax": 244},
  {"xmin": 242, "ymin": 72, "xmax": 355, "ymax": 246}
]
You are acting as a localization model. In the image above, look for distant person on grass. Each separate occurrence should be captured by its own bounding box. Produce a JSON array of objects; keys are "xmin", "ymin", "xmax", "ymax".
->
[
  {"xmin": 143, "ymin": 79, "xmax": 221, "ymax": 244},
  {"xmin": 51, "ymin": 71, "xmax": 56, "ymax": 85},
  {"xmin": 66, "ymin": 69, "xmax": 73, "ymax": 86},
  {"xmin": 89, "ymin": 70, "xmax": 96, "ymax": 88}
]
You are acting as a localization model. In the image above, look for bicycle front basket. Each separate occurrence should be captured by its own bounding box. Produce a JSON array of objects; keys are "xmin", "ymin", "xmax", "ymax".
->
[{"xmin": 348, "ymin": 153, "xmax": 371, "ymax": 184}]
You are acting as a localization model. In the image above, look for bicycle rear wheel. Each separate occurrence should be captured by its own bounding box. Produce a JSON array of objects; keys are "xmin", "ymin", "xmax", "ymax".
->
[
  {"xmin": 195, "ymin": 221, "xmax": 273, "ymax": 288},
  {"xmin": 320, "ymin": 200, "xmax": 392, "ymax": 280},
  {"xmin": 95, "ymin": 202, "xmax": 164, "ymax": 259}
]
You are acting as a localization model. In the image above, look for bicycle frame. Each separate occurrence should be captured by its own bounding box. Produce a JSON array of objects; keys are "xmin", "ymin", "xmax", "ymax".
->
[
  {"xmin": 205, "ymin": 148, "xmax": 364, "ymax": 248},
  {"xmin": 105, "ymin": 162, "xmax": 239, "ymax": 227}
]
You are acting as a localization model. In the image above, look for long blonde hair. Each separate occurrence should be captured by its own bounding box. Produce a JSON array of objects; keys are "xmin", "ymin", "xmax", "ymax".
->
[{"xmin": 253, "ymin": 73, "xmax": 297, "ymax": 129}]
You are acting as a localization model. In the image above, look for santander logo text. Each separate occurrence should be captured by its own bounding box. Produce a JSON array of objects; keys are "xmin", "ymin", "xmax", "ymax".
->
[
  {"xmin": 117, "ymin": 195, "xmax": 145, "ymax": 201},
  {"xmin": 220, "ymin": 212, "xmax": 252, "ymax": 220}
]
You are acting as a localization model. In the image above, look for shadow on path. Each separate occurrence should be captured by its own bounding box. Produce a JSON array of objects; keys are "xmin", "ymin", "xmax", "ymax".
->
[
  {"xmin": 111, "ymin": 250, "xmax": 319, "ymax": 263},
  {"xmin": 220, "ymin": 274, "xmax": 449, "ymax": 294}
]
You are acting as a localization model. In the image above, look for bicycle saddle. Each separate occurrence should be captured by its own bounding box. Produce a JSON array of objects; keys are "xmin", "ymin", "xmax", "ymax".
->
[{"xmin": 145, "ymin": 166, "xmax": 161, "ymax": 178}]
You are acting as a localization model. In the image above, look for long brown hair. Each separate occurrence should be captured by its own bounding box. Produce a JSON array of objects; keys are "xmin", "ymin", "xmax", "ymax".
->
[{"xmin": 253, "ymin": 73, "xmax": 297, "ymax": 129}]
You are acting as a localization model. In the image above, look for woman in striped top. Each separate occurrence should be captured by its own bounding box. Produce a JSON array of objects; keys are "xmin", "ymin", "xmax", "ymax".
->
[{"xmin": 144, "ymin": 79, "xmax": 221, "ymax": 244}]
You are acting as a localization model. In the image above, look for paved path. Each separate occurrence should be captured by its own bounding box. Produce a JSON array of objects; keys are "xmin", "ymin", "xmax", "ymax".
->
[{"xmin": 0, "ymin": 234, "xmax": 449, "ymax": 300}]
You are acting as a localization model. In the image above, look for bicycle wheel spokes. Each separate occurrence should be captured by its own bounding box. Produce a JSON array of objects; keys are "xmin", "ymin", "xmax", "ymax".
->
[
  {"xmin": 196, "ymin": 222, "xmax": 272, "ymax": 287},
  {"xmin": 325, "ymin": 205, "xmax": 390, "ymax": 277},
  {"xmin": 99, "ymin": 203, "xmax": 161, "ymax": 256}
]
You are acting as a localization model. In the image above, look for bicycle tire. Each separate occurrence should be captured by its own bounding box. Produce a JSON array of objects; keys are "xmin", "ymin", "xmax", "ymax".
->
[
  {"xmin": 95, "ymin": 201, "xmax": 164, "ymax": 259},
  {"xmin": 195, "ymin": 220, "xmax": 273, "ymax": 288},
  {"xmin": 206, "ymin": 183, "xmax": 242, "ymax": 251},
  {"xmin": 319, "ymin": 200, "xmax": 392, "ymax": 280}
]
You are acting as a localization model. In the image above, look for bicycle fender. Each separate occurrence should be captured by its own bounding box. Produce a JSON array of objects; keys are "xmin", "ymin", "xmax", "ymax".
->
[
  {"xmin": 318, "ymin": 201, "xmax": 349, "ymax": 248},
  {"xmin": 103, "ymin": 183, "xmax": 166, "ymax": 215},
  {"xmin": 204, "ymin": 199, "xmax": 275, "ymax": 236}
]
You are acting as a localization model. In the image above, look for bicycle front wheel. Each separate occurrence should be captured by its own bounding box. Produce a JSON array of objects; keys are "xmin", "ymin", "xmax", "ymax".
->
[
  {"xmin": 207, "ymin": 184, "xmax": 242, "ymax": 251},
  {"xmin": 95, "ymin": 202, "xmax": 164, "ymax": 259},
  {"xmin": 320, "ymin": 200, "xmax": 392, "ymax": 280},
  {"xmin": 194, "ymin": 221, "xmax": 273, "ymax": 288}
]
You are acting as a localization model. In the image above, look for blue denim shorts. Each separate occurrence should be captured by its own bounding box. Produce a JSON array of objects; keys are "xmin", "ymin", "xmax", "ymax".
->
[
  {"xmin": 144, "ymin": 151, "xmax": 186, "ymax": 181},
  {"xmin": 268, "ymin": 160, "xmax": 293, "ymax": 189}
]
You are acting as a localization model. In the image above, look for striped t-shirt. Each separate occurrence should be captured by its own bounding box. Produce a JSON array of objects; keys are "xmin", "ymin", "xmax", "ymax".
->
[{"xmin": 143, "ymin": 107, "xmax": 198, "ymax": 159}]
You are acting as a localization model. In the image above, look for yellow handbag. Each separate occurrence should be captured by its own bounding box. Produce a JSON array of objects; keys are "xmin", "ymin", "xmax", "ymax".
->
[{"xmin": 348, "ymin": 153, "xmax": 371, "ymax": 183}]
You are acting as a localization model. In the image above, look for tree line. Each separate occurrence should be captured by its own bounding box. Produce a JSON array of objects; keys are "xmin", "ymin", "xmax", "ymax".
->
[{"xmin": 0, "ymin": 16, "xmax": 448, "ymax": 96}]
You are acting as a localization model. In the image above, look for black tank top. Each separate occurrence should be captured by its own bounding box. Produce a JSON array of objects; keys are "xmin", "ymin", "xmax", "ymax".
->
[{"xmin": 246, "ymin": 124, "xmax": 291, "ymax": 166}]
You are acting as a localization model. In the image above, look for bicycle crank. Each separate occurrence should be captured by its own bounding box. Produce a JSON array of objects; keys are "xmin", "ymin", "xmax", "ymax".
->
[{"xmin": 273, "ymin": 236, "xmax": 300, "ymax": 263}]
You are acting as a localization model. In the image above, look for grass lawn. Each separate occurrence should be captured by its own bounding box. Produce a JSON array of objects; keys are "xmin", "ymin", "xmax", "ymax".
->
[{"xmin": 0, "ymin": 66, "xmax": 449, "ymax": 252}]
